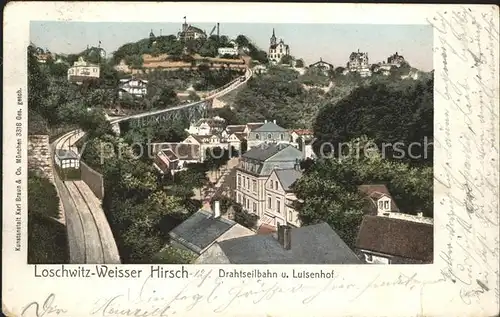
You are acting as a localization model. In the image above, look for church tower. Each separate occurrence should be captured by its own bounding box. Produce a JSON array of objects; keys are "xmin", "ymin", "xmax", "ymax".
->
[{"xmin": 270, "ymin": 28, "xmax": 277, "ymax": 46}]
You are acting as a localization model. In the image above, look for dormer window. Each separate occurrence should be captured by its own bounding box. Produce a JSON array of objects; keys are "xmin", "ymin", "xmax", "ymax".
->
[
  {"xmin": 384, "ymin": 201, "xmax": 389, "ymax": 210},
  {"xmin": 255, "ymin": 133, "xmax": 260, "ymax": 140},
  {"xmin": 280, "ymin": 133, "xmax": 284, "ymax": 140},
  {"xmin": 268, "ymin": 133, "xmax": 272, "ymax": 139},
  {"xmin": 378, "ymin": 201, "xmax": 383, "ymax": 210}
]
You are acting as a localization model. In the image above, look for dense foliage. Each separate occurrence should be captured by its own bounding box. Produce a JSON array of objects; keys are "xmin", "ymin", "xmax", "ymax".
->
[
  {"xmin": 314, "ymin": 77, "xmax": 433, "ymax": 166},
  {"xmin": 27, "ymin": 171, "xmax": 69, "ymax": 263},
  {"xmin": 292, "ymin": 137, "xmax": 433, "ymax": 248}
]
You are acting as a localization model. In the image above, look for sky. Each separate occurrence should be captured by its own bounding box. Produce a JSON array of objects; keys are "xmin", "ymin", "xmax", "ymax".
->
[{"xmin": 30, "ymin": 21, "xmax": 433, "ymax": 71}]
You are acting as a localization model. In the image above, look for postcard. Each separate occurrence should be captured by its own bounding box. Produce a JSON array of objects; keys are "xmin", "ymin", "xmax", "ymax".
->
[{"xmin": 2, "ymin": 2, "xmax": 499, "ymax": 316}]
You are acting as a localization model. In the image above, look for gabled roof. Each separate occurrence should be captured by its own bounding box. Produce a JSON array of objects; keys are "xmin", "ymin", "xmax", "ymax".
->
[
  {"xmin": 356, "ymin": 215, "xmax": 433, "ymax": 262},
  {"xmin": 291, "ymin": 129, "xmax": 313, "ymax": 135},
  {"xmin": 226, "ymin": 125, "xmax": 246, "ymax": 134},
  {"xmin": 252, "ymin": 121, "xmax": 287, "ymax": 133},
  {"xmin": 216, "ymin": 223, "xmax": 361, "ymax": 264},
  {"xmin": 274, "ymin": 168, "xmax": 303, "ymax": 191},
  {"xmin": 160, "ymin": 149, "xmax": 179, "ymax": 161},
  {"xmin": 169, "ymin": 209, "xmax": 236, "ymax": 254},
  {"xmin": 358, "ymin": 184, "xmax": 400, "ymax": 213},
  {"xmin": 152, "ymin": 142, "xmax": 200, "ymax": 160},
  {"xmin": 246, "ymin": 122, "xmax": 265, "ymax": 131},
  {"xmin": 242, "ymin": 143, "xmax": 291, "ymax": 161},
  {"xmin": 231, "ymin": 132, "xmax": 246, "ymax": 141},
  {"xmin": 309, "ymin": 60, "xmax": 334, "ymax": 68}
]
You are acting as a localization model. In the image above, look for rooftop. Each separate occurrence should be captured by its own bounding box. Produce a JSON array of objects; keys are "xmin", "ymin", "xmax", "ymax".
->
[
  {"xmin": 217, "ymin": 223, "xmax": 362, "ymax": 264},
  {"xmin": 242, "ymin": 143, "xmax": 292, "ymax": 161},
  {"xmin": 356, "ymin": 215, "xmax": 433, "ymax": 262},
  {"xmin": 169, "ymin": 209, "xmax": 236, "ymax": 254},
  {"xmin": 252, "ymin": 121, "xmax": 287, "ymax": 133},
  {"xmin": 275, "ymin": 168, "xmax": 303, "ymax": 191}
]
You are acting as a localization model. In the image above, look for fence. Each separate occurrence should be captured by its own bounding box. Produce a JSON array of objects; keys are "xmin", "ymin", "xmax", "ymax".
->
[{"xmin": 80, "ymin": 161, "xmax": 104, "ymax": 200}]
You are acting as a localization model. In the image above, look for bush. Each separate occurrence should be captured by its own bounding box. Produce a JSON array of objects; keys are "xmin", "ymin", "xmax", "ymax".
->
[
  {"xmin": 28, "ymin": 214, "xmax": 69, "ymax": 264},
  {"xmin": 151, "ymin": 246, "xmax": 196, "ymax": 264},
  {"xmin": 28, "ymin": 171, "xmax": 60, "ymax": 218}
]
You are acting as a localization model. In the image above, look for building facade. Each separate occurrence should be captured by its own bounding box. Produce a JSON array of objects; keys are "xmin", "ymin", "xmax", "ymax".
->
[
  {"xmin": 118, "ymin": 78, "xmax": 148, "ymax": 98},
  {"xmin": 347, "ymin": 49, "xmax": 371, "ymax": 77},
  {"xmin": 177, "ymin": 19, "xmax": 207, "ymax": 41},
  {"xmin": 235, "ymin": 143, "xmax": 304, "ymax": 222},
  {"xmin": 268, "ymin": 29, "xmax": 290, "ymax": 63},
  {"xmin": 387, "ymin": 52, "xmax": 405, "ymax": 66},
  {"xmin": 247, "ymin": 120, "xmax": 290, "ymax": 149},
  {"xmin": 218, "ymin": 47, "xmax": 239, "ymax": 56},
  {"xmin": 263, "ymin": 167, "xmax": 303, "ymax": 228},
  {"xmin": 67, "ymin": 57, "xmax": 100, "ymax": 84}
]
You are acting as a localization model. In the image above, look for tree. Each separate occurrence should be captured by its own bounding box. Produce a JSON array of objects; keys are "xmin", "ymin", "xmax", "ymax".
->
[
  {"xmin": 313, "ymin": 78, "xmax": 433, "ymax": 166},
  {"xmin": 295, "ymin": 59, "xmax": 304, "ymax": 68},
  {"xmin": 292, "ymin": 137, "xmax": 433, "ymax": 249},
  {"xmin": 280, "ymin": 55, "xmax": 293, "ymax": 65},
  {"xmin": 151, "ymin": 246, "xmax": 196, "ymax": 264},
  {"xmin": 156, "ymin": 86, "xmax": 180, "ymax": 108},
  {"xmin": 235, "ymin": 35, "xmax": 250, "ymax": 48}
]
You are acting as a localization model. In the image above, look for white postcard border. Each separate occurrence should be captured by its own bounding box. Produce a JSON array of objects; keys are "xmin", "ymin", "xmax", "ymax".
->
[{"xmin": 2, "ymin": 2, "xmax": 499, "ymax": 317}]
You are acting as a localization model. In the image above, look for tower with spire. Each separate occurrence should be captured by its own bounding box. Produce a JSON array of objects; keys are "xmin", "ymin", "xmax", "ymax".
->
[{"xmin": 270, "ymin": 28, "xmax": 277, "ymax": 46}]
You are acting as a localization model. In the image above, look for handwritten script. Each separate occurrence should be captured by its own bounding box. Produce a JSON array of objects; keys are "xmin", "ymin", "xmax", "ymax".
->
[{"xmin": 428, "ymin": 6, "xmax": 499, "ymax": 308}]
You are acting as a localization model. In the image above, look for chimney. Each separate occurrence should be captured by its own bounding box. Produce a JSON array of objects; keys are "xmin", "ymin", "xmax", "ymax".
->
[
  {"xmin": 277, "ymin": 225, "xmax": 292, "ymax": 250},
  {"xmin": 214, "ymin": 201, "xmax": 221, "ymax": 218},
  {"xmin": 273, "ymin": 119, "xmax": 276, "ymax": 124}
]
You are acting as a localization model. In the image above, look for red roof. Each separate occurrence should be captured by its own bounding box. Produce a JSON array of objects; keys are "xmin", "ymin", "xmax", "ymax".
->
[
  {"xmin": 257, "ymin": 224, "xmax": 277, "ymax": 235},
  {"xmin": 291, "ymin": 129, "xmax": 313, "ymax": 135}
]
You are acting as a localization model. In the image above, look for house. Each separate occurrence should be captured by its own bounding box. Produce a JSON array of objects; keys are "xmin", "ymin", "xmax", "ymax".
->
[
  {"xmin": 152, "ymin": 143, "xmax": 201, "ymax": 173},
  {"xmin": 218, "ymin": 47, "xmax": 239, "ymax": 56},
  {"xmin": 244, "ymin": 122, "xmax": 265, "ymax": 135},
  {"xmin": 308, "ymin": 58, "xmax": 334, "ymax": 73},
  {"xmin": 67, "ymin": 56, "xmax": 100, "ymax": 84},
  {"xmin": 114, "ymin": 59, "xmax": 131, "ymax": 73},
  {"xmin": 169, "ymin": 202, "xmax": 255, "ymax": 260},
  {"xmin": 182, "ymin": 134, "xmax": 229, "ymax": 161},
  {"xmin": 36, "ymin": 53, "xmax": 53, "ymax": 64},
  {"xmin": 227, "ymin": 132, "xmax": 246, "ymax": 151},
  {"xmin": 263, "ymin": 165, "xmax": 303, "ymax": 228},
  {"xmin": 118, "ymin": 78, "xmax": 148, "ymax": 98},
  {"xmin": 186, "ymin": 117, "xmax": 226, "ymax": 136},
  {"xmin": 235, "ymin": 143, "xmax": 304, "ymax": 222},
  {"xmin": 355, "ymin": 215, "xmax": 433, "ymax": 264},
  {"xmin": 247, "ymin": 120, "xmax": 290, "ymax": 149},
  {"xmin": 196, "ymin": 223, "xmax": 362, "ymax": 264},
  {"xmin": 290, "ymin": 129, "xmax": 314, "ymax": 143},
  {"xmin": 268, "ymin": 29, "xmax": 290, "ymax": 63},
  {"xmin": 346, "ymin": 49, "xmax": 371, "ymax": 77},
  {"xmin": 387, "ymin": 52, "xmax": 405, "ymax": 67},
  {"xmin": 177, "ymin": 18, "xmax": 207, "ymax": 41},
  {"xmin": 253, "ymin": 64, "xmax": 268, "ymax": 75},
  {"xmin": 358, "ymin": 184, "xmax": 400, "ymax": 216},
  {"xmin": 224, "ymin": 125, "xmax": 247, "ymax": 136}
]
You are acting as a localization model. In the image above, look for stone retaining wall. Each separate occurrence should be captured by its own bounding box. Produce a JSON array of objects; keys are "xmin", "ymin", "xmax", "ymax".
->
[
  {"xmin": 80, "ymin": 161, "xmax": 104, "ymax": 200},
  {"xmin": 28, "ymin": 135, "xmax": 54, "ymax": 182}
]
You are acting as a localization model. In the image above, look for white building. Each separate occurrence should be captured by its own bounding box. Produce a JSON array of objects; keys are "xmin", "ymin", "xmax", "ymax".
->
[
  {"xmin": 67, "ymin": 56, "xmax": 100, "ymax": 84},
  {"xmin": 347, "ymin": 49, "xmax": 371, "ymax": 77},
  {"xmin": 268, "ymin": 29, "xmax": 290, "ymax": 63},
  {"xmin": 218, "ymin": 47, "xmax": 239, "ymax": 56},
  {"xmin": 118, "ymin": 78, "xmax": 148, "ymax": 98}
]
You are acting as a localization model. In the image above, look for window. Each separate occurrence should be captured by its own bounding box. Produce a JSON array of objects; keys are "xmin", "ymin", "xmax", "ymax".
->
[
  {"xmin": 237, "ymin": 175, "xmax": 241, "ymax": 188},
  {"xmin": 247, "ymin": 177, "xmax": 250, "ymax": 189},
  {"xmin": 246, "ymin": 199, "xmax": 250, "ymax": 209},
  {"xmin": 267, "ymin": 133, "xmax": 272, "ymax": 139},
  {"xmin": 253, "ymin": 202, "xmax": 257, "ymax": 213},
  {"xmin": 276, "ymin": 198, "xmax": 281, "ymax": 213},
  {"xmin": 252, "ymin": 180, "xmax": 257, "ymax": 193},
  {"xmin": 365, "ymin": 254, "xmax": 373, "ymax": 263},
  {"xmin": 255, "ymin": 133, "xmax": 260, "ymax": 140},
  {"xmin": 378, "ymin": 201, "xmax": 383, "ymax": 209},
  {"xmin": 384, "ymin": 201, "xmax": 389, "ymax": 210},
  {"xmin": 243, "ymin": 177, "xmax": 246, "ymax": 189},
  {"xmin": 280, "ymin": 134, "xmax": 284, "ymax": 140},
  {"xmin": 267, "ymin": 196, "xmax": 272, "ymax": 209},
  {"xmin": 270, "ymin": 181, "xmax": 273, "ymax": 189},
  {"xmin": 275, "ymin": 181, "xmax": 278, "ymax": 189},
  {"xmin": 288, "ymin": 210, "xmax": 293, "ymax": 222}
]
